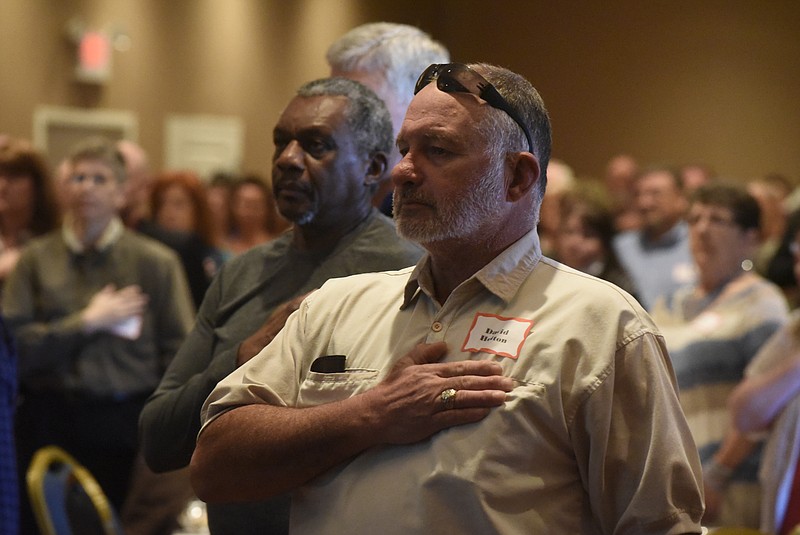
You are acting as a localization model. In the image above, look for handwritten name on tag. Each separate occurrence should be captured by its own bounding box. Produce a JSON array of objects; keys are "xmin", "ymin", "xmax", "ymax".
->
[{"xmin": 462, "ymin": 313, "xmax": 534, "ymax": 360}]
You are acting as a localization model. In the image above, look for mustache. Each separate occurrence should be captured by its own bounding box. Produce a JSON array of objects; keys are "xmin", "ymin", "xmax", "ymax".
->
[
  {"xmin": 394, "ymin": 188, "xmax": 435, "ymax": 208},
  {"xmin": 273, "ymin": 178, "xmax": 313, "ymax": 196}
]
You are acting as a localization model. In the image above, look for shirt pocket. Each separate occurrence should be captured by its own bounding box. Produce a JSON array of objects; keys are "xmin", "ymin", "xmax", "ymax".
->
[{"xmin": 296, "ymin": 369, "xmax": 380, "ymax": 408}]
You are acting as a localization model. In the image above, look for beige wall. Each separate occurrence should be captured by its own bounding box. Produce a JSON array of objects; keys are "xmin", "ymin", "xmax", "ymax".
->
[{"xmin": 1, "ymin": 0, "xmax": 799, "ymax": 182}]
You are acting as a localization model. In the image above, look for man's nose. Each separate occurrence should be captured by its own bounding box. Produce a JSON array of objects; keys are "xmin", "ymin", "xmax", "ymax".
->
[
  {"xmin": 391, "ymin": 152, "xmax": 420, "ymax": 188},
  {"xmin": 274, "ymin": 141, "xmax": 305, "ymax": 172}
]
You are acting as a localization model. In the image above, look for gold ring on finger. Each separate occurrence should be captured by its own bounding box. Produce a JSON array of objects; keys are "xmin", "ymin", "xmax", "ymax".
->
[{"xmin": 440, "ymin": 388, "xmax": 457, "ymax": 410}]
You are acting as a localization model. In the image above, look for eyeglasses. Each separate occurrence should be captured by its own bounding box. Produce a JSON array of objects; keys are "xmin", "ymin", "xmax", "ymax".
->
[
  {"xmin": 686, "ymin": 211, "xmax": 738, "ymax": 229},
  {"xmin": 414, "ymin": 63, "xmax": 534, "ymax": 154},
  {"xmin": 70, "ymin": 173, "xmax": 114, "ymax": 186}
]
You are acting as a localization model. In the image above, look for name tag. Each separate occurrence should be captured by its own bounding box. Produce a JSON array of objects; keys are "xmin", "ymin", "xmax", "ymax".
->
[{"xmin": 462, "ymin": 313, "xmax": 534, "ymax": 360}]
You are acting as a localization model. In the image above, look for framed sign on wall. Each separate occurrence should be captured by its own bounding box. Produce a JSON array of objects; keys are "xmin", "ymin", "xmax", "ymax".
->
[{"xmin": 33, "ymin": 106, "xmax": 138, "ymax": 169}]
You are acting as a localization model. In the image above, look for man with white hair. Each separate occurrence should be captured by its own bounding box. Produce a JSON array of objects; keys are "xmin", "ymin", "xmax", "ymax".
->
[{"xmin": 327, "ymin": 22, "xmax": 449, "ymax": 214}]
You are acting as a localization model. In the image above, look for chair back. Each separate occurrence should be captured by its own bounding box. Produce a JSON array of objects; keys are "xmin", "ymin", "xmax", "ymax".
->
[
  {"xmin": 26, "ymin": 445, "xmax": 122, "ymax": 535},
  {"xmin": 707, "ymin": 528, "xmax": 768, "ymax": 535}
]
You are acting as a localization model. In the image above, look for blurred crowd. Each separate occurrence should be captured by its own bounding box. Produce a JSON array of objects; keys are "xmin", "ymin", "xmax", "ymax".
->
[
  {"xmin": 0, "ymin": 135, "xmax": 290, "ymax": 308},
  {"xmin": 539, "ymin": 154, "xmax": 800, "ymax": 532},
  {"xmin": 0, "ymin": 134, "xmax": 292, "ymax": 535}
]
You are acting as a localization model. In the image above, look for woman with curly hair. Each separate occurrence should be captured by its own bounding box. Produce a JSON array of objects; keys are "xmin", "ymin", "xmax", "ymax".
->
[{"xmin": 0, "ymin": 139, "xmax": 61, "ymax": 290}]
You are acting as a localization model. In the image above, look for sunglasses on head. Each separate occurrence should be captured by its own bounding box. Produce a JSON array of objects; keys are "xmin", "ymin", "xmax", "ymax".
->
[{"xmin": 414, "ymin": 63, "xmax": 534, "ymax": 154}]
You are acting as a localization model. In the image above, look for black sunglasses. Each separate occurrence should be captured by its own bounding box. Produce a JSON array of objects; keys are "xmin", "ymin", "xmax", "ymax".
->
[{"xmin": 414, "ymin": 63, "xmax": 534, "ymax": 154}]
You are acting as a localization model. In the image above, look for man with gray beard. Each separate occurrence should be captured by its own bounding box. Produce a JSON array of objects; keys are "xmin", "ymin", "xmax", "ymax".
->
[
  {"xmin": 192, "ymin": 63, "xmax": 705, "ymax": 534},
  {"xmin": 139, "ymin": 78, "xmax": 421, "ymax": 534}
]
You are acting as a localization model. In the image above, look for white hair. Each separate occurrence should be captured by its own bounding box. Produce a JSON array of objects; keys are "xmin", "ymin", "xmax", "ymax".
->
[{"xmin": 326, "ymin": 23, "xmax": 450, "ymax": 112}]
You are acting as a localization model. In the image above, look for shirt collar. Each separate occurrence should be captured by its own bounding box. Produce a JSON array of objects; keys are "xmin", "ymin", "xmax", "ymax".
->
[
  {"xmin": 62, "ymin": 215, "xmax": 125, "ymax": 254},
  {"xmin": 401, "ymin": 228, "xmax": 543, "ymax": 308}
]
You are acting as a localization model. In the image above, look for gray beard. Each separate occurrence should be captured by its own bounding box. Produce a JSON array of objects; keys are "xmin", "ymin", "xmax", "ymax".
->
[
  {"xmin": 294, "ymin": 210, "xmax": 316, "ymax": 227},
  {"xmin": 394, "ymin": 166, "xmax": 506, "ymax": 244}
]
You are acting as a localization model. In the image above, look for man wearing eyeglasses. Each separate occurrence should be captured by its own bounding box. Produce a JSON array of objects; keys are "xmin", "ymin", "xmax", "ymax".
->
[
  {"xmin": 192, "ymin": 63, "xmax": 705, "ymax": 534},
  {"xmin": 5, "ymin": 138, "xmax": 196, "ymax": 535}
]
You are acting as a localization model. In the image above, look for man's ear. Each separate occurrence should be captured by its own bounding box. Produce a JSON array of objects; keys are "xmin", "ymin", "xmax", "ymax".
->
[
  {"xmin": 364, "ymin": 151, "xmax": 389, "ymax": 185},
  {"xmin": 507, "ymin": 152, "xmax": 540, "ymax": 202}
]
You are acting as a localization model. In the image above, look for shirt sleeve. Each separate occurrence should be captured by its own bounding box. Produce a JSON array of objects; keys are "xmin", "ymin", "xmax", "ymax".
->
[
  {"xmin": 745, "ymin": 315, "xmax": 799, "ymax": 378},
  {"xmin": 4, "ymin": 246, "xmax": 86, "ymax": 377},
  {"xmin": 571, "ymin": 331, "xmax": 705, "ymax": 535},
  {"xmin": 151, "ymin": 249, "xmax": 195, "ymax": 371},
  {"xmin": 139, "ymin": 269, "xmax": 238, "ymax": 472},
  {"xmin": 198, "ymin": 294, "xmax": 314, "ymax": 434}
]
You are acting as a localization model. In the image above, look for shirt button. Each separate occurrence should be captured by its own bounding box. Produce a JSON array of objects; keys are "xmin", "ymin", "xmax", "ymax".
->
[{"xmin": 431, "ymin": 322, "xmax": 443, "ymax": 332}]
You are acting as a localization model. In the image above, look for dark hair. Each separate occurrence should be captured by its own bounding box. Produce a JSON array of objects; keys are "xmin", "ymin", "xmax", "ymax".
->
[
  {"xmin": 637, "ymin": 165, "xmax": 685, "ymax": 192},
  {"xmin": 0, "ymin": 139, "xmax": 61, "ymax": 235},
  {"xmin": 68, "ymin": 137, "xmax": 127, "ymax": 183},
  {"xmin": 208, "ymin": 171, "xmax": 238, "ymax": 190},
  {"xmin": 690, "ymin": 180, "xmax": 761, "ymax": 232},
  {"xmin": 558, "ymin": 181, "xmax": 631, "ymax": 274},
  {"xmin": 560, "ymin": 182, "xmax": 616, "ymax": 251}
]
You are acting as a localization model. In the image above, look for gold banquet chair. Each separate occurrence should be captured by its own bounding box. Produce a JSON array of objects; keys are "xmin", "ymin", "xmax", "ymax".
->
[
  {"xmin": 707, "ymin": 528, "xmax": 768, "ymax": 534},
  {"xmin": 26, "ymin": 445, "xmax": 123, "ymax": 535},
  {"xmin": 709, "ymin": 524, "xmax": 800, "ymax": 534}
]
